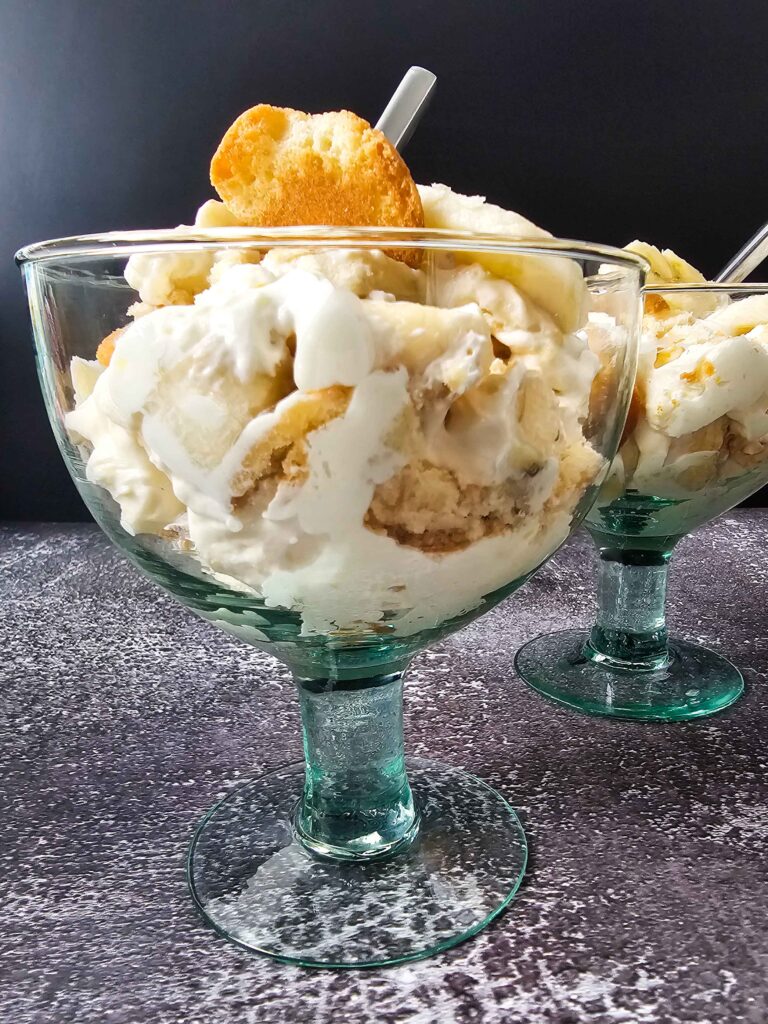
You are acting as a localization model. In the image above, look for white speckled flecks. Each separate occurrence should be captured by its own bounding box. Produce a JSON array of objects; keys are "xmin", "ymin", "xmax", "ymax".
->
[{"xmin": 1, "ymin": 514, "xmax": 768, "ymax": 1024}]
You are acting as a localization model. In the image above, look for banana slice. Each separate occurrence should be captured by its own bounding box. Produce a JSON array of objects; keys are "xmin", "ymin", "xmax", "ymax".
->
[
  {"xmin": 123, "ymin": 203, "xmax": 244, "ymax": 309},
  {"xmin": 195, "ymin": 199, "xmax": 243, "ymax": 228},
  {"xmin": 124, "ymin": 226, "xmax": 215, "ymax": 307},
  {"xmin": 362, "ymin": 299, "xmax": 493, "ymax": 388},
  {"xmin": 625, "ymin": 240, "xmax": 719, "ymax": 317},
  {"xmin": 625, "ymin": 241, "xmax": 705, "ymax": 286},
  {"xmin": 70, "ymin": 356, "xmax": 104, "ymax": 402},
  {"xmin": 148, "ymin": 357, "xmax": 290, "ymax": 478},
  {"xmin": 262, "ymin": 248, "xmax": 424, "ymax": 302},
  {"xmin": 418, "ymin": 184, "xmax": 586, "ymax": 332},
  {"xmin": 516, "ymin": 369, "xmax": 561, "ymax": 458},
  {"xmin": 431, "ymin": 262, "xmax": 558, "ymax": 341}
]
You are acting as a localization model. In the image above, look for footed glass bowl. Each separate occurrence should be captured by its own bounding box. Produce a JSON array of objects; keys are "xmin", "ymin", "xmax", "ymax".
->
[
  {"xmin": 17, "ymin": 227, "xmax": 644, "ymax": 966},
  {"xmin": 517, "ymin": 283, "xmax": 768, "ymax": 721}
]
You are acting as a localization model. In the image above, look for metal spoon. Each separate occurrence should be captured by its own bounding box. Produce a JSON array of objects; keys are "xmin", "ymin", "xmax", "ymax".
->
[
  {"xmin": 375, "ymin": 66, "xmax": 437, "ymax": 150},
  {"xmin": 715, "ymin": 221, "xmax": 768, "ymax": 283}
]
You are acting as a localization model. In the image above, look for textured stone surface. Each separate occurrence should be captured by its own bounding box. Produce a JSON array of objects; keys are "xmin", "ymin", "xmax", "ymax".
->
[{"xmin": 2, "ymin": 515, "xmax": 767, "ymax": 1024}]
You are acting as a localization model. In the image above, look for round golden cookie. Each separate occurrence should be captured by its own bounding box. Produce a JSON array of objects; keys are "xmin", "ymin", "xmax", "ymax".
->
[{"xmin": 210, "ymin": 105, "xmax": 424, "ymax": 262}]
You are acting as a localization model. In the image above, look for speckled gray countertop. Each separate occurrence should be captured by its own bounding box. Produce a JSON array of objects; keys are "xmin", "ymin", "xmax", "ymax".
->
[{"xmin": 2, "ymin": 515, "xmax": 767, "ymax": 1024}]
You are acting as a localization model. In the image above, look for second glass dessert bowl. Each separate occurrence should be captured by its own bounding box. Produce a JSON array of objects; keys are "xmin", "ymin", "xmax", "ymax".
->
[
  {"xmin": 517, "ymin": 282, "xmax": 768, "ymax": 721},
  {"xmin": 18, "ymin": 227, "xmax": 643, "ymax": 966}
]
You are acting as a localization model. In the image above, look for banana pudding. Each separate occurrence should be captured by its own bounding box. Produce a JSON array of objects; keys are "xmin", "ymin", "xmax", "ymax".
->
[
  {"xmin": 605, "ymin": 242, "xmax": 768, "ymax": 499},
  {"xmin": 65, "ymin": 105, "xmax": 605, "ymax": 635}
]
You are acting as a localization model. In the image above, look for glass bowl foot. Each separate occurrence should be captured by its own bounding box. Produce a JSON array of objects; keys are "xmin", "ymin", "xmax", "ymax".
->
[
  {"xmin": 515, "ymin": 629, "xmax": 744, "ymax": 721},
  {"xmin": 187, "ymin": 758, "xmax": 527, "ymax": 967}
]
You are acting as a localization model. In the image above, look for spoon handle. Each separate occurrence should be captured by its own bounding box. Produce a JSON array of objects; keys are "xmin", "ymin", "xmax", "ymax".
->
[
  {"xmin": 375, "ymin": 66, "xmax": 437, "ymax": 151},
  {"xmin": 715, "ymin": 221, "xmax": 768, "ymax": 283}
]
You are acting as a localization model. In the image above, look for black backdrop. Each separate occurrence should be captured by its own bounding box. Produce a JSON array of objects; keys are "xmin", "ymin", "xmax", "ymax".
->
[{"xmin": 4, "ymin": 0, "xmax": 768, "ymax": 520}]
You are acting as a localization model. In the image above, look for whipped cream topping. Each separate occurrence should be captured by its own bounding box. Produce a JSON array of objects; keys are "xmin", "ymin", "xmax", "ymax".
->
[
  {"xmin": 68, "ymin": 202, "xmax": 603, "ymax": 635},
  {"xmin": 72, "ymin": 265, "xmax": 386, "ymax": 526},
  {"xmin": 645, "ymin": 330, "xmax": 768, "ymax": 437}
]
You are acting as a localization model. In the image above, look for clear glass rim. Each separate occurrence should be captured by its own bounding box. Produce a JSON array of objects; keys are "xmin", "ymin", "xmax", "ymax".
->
[
  {"xmin": 645, "ymin": 282, "xmax": 768, "ymax": 294},
  {"xmin": 14, "ymin": 226, "xmax": 648, "ymax": 272}
]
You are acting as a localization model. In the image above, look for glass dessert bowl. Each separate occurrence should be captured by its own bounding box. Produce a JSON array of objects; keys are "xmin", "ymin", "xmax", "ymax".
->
[
  {"xmin": 516, "ymin": 279, "xmax": 768, "ymax": 721},
  {"xmin": 18, "ymin": 226, "xmax": 643, "ymax": 966}
]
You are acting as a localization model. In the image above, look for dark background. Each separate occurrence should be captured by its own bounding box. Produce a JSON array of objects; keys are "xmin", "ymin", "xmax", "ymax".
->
[{"xmin": 3, "ymin": 0, "xmax": 768, "ymax": 520}]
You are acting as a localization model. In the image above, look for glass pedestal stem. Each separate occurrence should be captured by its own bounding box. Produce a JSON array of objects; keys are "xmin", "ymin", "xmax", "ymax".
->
[
  {"xmin": 515, "ymin": 532, "xmax": 744, "ymax": 722},
  {"xmin": 584, "ymin": 547, "xmax": 673, "ymax": 671},
  {"xmin": 294, "ymin": 671, "xmax": 418, "ymax": 861}
]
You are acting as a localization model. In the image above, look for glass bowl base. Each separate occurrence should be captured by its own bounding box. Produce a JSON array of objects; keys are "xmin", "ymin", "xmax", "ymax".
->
[
  {"xmin": 187, "ymin": 758, "xmax": 527, "ymax": 968},
  {"xmin": 515, "ymin": 629, "xmax": 744, "ymax": 721}
]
